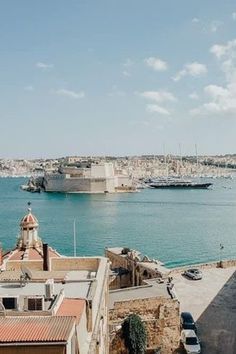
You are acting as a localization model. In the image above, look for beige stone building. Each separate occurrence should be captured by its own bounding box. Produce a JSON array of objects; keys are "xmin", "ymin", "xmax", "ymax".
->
[
  {"xmin": 106, "ymin": 247, "xmax": 180, "ymax": 354},
  {"xmin": 106, "ymin": 247, "xmax": 170, "ymax": 289},
  {"xmin": 0, "ymin": 207, "xmax": 110, "ymax": 354}
]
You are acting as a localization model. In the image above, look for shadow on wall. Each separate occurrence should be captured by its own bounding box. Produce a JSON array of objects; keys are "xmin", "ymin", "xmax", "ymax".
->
[{"xmin": 196, "ymin": 271, "xmax": 236, "ymax": 354}]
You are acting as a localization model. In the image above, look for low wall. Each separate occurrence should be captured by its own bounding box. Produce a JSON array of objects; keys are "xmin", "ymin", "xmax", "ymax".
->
[
  {"xmin": 6, "ymin": 260, "xmax": 42, "ymax": 271},
  {"xmin": 169, "ymin": 259, "xmax": 236, "ymax": 275},
  {"xmin": 51, "ymin": 257, "xmax": 99, "ymax": 271}
]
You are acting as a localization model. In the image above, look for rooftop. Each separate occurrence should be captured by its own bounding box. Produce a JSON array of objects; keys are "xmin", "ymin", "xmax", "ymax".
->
[
  {"xmin": 4, "ymin": 246, "xmax": 60, "ymax": 262},
  {"xmin": 0, "ymin": 278, "xmax": 93, "ymax": 299},
  {"xmin": 57, "ymin": 298, "xmax": 86, "ymax": 323},
  {"xmin": 0, "ymin": 316, "xmax": 75, "ymax": 343},
  {"xmin": 109, "ymin": 279, "xmax": 171, "ymax": 309}
]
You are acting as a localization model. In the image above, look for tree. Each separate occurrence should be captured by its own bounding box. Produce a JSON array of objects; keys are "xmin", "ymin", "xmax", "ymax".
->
[{"xmin": 122, "ymin": 314, "xmax": 147, "ymax": 354}]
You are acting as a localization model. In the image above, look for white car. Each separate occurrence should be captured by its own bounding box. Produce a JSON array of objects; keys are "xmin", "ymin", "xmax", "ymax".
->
[
  {"xmin": 181, "ymin": 329, "xmax": 201, "ymax": 354},
  {"xmin": 184, "ymin": 268, "xmax": 202, "ymax": 280}
]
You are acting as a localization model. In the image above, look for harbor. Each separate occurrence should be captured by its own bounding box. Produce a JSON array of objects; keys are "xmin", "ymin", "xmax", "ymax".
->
[{"xmin": 1, "ymin": 176, "xmax": 236, "ymax": 268}]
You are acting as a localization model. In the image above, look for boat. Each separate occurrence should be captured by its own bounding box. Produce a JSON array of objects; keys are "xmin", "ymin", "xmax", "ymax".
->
[
  {"xmin": 148, "ymin": 177, "xmax": 212, "ymax": 189},
  {"xmin": 21, "ymin": 178, "xmax": 41, "ymax": 193},
  {"xmin": 21, "ymin": 184, "xmax": 41, "ymax": 193}
]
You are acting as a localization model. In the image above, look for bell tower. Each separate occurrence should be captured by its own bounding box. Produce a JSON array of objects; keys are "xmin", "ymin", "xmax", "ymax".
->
[{"xmin": 17, "ymin": 202, "xmax": 42, "ymax": 249}]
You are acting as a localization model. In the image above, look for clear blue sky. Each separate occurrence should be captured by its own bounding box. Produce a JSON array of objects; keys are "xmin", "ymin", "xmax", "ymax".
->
[{"xmin": 1, "ymin": 0, "xmax": 236, "ymax": 158}]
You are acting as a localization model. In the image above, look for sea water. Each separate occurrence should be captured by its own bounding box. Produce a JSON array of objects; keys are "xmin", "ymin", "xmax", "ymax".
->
[{"xmin": 0, "ymin": 177, "xmax": 236, "ymax": 268}]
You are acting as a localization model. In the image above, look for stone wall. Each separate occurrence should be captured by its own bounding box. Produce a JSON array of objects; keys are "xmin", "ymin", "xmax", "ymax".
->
[
  {"xmin": 109, "ymin": 297, "xmax": 180, "ymax": 354},
  {"xmin": 6, "ymin": 260, "xmax": 42, "ymax": 271},
  {"xmin": 109, "ymin": 273, "xmax": 131, "ymax": 290},
  {"xmin": 169, "ymin": 259, "xmax": 236, "ymax": 275},
  {"xmin": 105, "ymin": 250, "xmax": 128, "ymax": 269},
  {"xmin": 51, "ymin": 257, "xmax": 99, "ymax": 271},
  {"xmin": 106, "ymin": 249, "xmax": 167, "ymax": 289}
]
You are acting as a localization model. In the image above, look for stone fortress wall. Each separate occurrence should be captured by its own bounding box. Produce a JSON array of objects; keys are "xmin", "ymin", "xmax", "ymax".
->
[{"xmin": 106, "ymin": 247, "xmax": 180, "ymax": 354}]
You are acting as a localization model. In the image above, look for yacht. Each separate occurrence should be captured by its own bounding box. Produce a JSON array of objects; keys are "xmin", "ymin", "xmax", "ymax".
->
[{"xmin": 147, "ymin": 177, "xmax": 212, "ymax": 189}]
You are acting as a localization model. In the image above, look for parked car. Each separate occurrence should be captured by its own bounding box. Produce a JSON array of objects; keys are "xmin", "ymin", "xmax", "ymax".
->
[
  {"xmin": 181, "ymin": 329, "xmax": 201, "ymax": 354},
  {"xmin": 184, "ymin": 268, "xmax": 202, "ymax": 280},
  {"xmin": 181, "ymin": 312, "xmax": 197, "ymax": 333}
]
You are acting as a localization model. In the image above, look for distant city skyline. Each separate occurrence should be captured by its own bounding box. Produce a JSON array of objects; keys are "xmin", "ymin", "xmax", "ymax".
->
[{"xmin": 1, "ymin": 1, "xmax": 236, "ymax": 158}]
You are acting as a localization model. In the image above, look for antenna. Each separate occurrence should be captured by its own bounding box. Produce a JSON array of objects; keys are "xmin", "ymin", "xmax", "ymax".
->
[
  {"xmin": 163, "ymin": 143, "xmax": 168, "ymax": 177},
  {"xmin": 195, "ymin": 144, "xmax": 198, "ymax": 171},
  {"xmin": 178, "ymin": 143, "xmax": 182, "ymax": 176},
  {"xmin": 73, "ymin": 219, "xmax": 77, "ymax": 257}
]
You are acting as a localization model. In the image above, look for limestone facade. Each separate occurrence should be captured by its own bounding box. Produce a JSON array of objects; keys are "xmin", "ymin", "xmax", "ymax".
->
[
  {"xmin": 109, "ymin": 297, "xmax": 180, "ymax": 354},
  {"xmin": 106, "ymin": 247, "xmax": 170, "ymax": 289}
]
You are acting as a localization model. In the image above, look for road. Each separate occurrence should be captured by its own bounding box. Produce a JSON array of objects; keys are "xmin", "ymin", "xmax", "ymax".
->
[{"xmin": 173, "ymin": 267, "xmax": 236, "ymax": 354}]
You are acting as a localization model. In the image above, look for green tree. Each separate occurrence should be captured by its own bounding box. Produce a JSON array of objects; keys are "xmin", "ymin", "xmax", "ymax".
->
[{"xmin": 122, "ymin": 314, "xmax": 147, "ymax": 354}]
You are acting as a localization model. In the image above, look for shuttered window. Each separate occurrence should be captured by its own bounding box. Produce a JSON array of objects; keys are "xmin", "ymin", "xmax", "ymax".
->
[{"xmin": 27, "ymin": 298, "xmax": 43, "ymax": 311}]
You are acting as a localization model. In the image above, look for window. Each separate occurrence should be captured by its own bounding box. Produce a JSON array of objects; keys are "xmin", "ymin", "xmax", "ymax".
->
[
  {"xmin": 2, "ymin": 297, "xmax": 17, "ymax": 310},
  {"xmin": 27, "ymin": 298, "xmax": 43, "ymax": 311}
]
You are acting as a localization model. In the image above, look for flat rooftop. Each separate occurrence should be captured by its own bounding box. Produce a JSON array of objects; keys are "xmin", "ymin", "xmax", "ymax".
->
[
  {"xmin": 0, "ymin": 279, "xmax": 92, "ymax": 299},
  {"xmin": 109, "ymin": 279, "xmax": 171, "ymax": 309},
  {"xmin": 0, "ymin": 269, "xmax": 96, "ymax": 300},
  {"xmin": 0, "ymin": 269, "xmax": 94, "ymax": 282}
]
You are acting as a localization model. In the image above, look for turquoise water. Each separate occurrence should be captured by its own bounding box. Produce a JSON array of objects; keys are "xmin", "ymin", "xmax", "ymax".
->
[{"xmin": 1, "ymin": 177, "xmax": 236, "ymax": 268}]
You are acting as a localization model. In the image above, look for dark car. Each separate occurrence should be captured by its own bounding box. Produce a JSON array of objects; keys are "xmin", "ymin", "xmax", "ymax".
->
[{"xmin": 180, "ymin": 312, "xmax": 197, "ymax": 333}]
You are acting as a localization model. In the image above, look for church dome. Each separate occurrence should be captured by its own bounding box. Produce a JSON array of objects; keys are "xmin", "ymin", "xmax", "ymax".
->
[{"xmin": 20, "ymin": 208, "xmax": 38, "ymax": 229}]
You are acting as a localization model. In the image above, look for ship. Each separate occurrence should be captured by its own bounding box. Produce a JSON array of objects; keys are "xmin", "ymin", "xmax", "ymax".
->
[
  {"xmin": 147, "ymin": 177, "xmax": 212, "ymax": 189},
  {"xmin": 40, "ymin": 162, "xmax": 136, "ymax": 193}
]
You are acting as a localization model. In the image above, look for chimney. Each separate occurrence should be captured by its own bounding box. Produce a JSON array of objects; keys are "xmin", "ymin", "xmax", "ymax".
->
[{"xmin": 43, "ymin": 243, "xmax": 49, "ymax": 271}]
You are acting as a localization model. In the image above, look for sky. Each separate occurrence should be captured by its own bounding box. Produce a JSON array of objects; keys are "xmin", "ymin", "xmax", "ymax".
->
[{"xmin": 1, "ymin": 0, "xmax": 236, "ymax": 158}]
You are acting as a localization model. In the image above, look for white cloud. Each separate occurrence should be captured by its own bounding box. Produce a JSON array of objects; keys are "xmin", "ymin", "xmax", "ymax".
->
[
  {"xmin": 173, "ymin": 62, "xmax": 207, "ymax": 81},
  {"xmin": 108, "ymin": 85, "xmax": 125, "ymax": 97},
  {"xmin": 210, "ymin": 39, "xmax": 236, "ymax": 59},
  {"xmin": 36, "ymin": 62, "xmax": 54, "ymax": 70},
  {"xmin": 140, "ymin": 90, "xmax": 176, "ymax": 116},
  {"xmin": 210, "ymin": 40, "xmax": 236, "ymax": 83},
  {"xmin": 191, "ymin": 40, "xmax": 236, "ymax": 116},
  {"xmin": 123, "ymin": 58, "xmax": 134, "ymax": 67},
  {"xmin": 140, "ymin": 90, "xmax": 177, "ymax": 103},
  {"xmin": 210, "ymin": 21, "xmax": 223, "ymax": 33},
  {"xmin": 204, "ymin": 85, "xmax": 229, "ymax": 98},
  {"xmin": 191, "ymin": 83, "xmax": 236, "ymax": 116},
  {"xmin": 189, "ymin": 92, "xmax": 199, "ymax": 100},
  {"xmin": 144, "ymin": 57, "xmax": 168, "ymax": 71},
  {"xmin": 54, "ymin": 89, "xmax": 85, "ymax": 99},
  {"xmin": 122, "ymin": 70, "xmax": 131, "ymax": 77},
  {"xmin": 146, "ymin": 104, "xmax": 170, "ymax": 115},
  {"xmin": 192, "ymin": 18, "xmax": 200, "ymax": 23},
  {"xmin": 232, "ymin": 12, "xmax": 236, "ymax": 21},
  {"xmin": 24, "ymin": 85, "xmax": 34, "ymax": 92}
]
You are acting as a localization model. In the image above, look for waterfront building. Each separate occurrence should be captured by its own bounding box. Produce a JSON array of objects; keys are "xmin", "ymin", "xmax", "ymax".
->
[
  {"xmin": 0, "ymin": 207, "xmax": 110, "ymax": 354},
  {"xmin": 43, "ymin": 162, "xmax": 135, "ymax": 193},
  {"xmin": 106, "ymin": 247, "xmax": 180, "ymax": 353},
  {"xmin": 106, "ymin": 247, "xmax": 169, "ymax": 289}
]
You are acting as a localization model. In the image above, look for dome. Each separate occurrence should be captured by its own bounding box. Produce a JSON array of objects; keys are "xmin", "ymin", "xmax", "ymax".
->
[{"xmin": 20, "ymin": 208, "xmax": 38, "ymax": 228}]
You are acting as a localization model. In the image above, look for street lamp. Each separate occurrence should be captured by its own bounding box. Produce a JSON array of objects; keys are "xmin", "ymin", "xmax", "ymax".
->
[{"xmin": 219, "ymin": 243, "xmax": 224, "ymax": 265}]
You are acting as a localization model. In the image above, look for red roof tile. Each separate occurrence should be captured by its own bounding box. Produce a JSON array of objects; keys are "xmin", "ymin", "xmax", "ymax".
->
[
  {"xmin": 7, "ymin": 246, "xmax": 61, "ymax": 261},
  {"xmin": 7, "ymin": 250, "xmax": 25, "ymax": 261},
  {"xmin": 57, "ymin": 298, "xmax": 85, "ymax": 323},
  {"xmin": 0, "ymin": 316, "xmax": 75, "ymax": 343}
]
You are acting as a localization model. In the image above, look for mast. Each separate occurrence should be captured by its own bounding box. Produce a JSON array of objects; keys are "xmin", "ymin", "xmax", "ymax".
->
[
  {"xmin": 73, "ymin": 219, "xmax": 77, "ymax": 257},
  {"xmin": 179, "ymin": 143, "xmax": 182, "ymax": 176},
  {"xmin": 195, "ymin": 144, "xmax": 199, "ymax": 176},
  {"xmin": 163, "ymin": 143, "xmax": 168, "ymax": 177}
]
